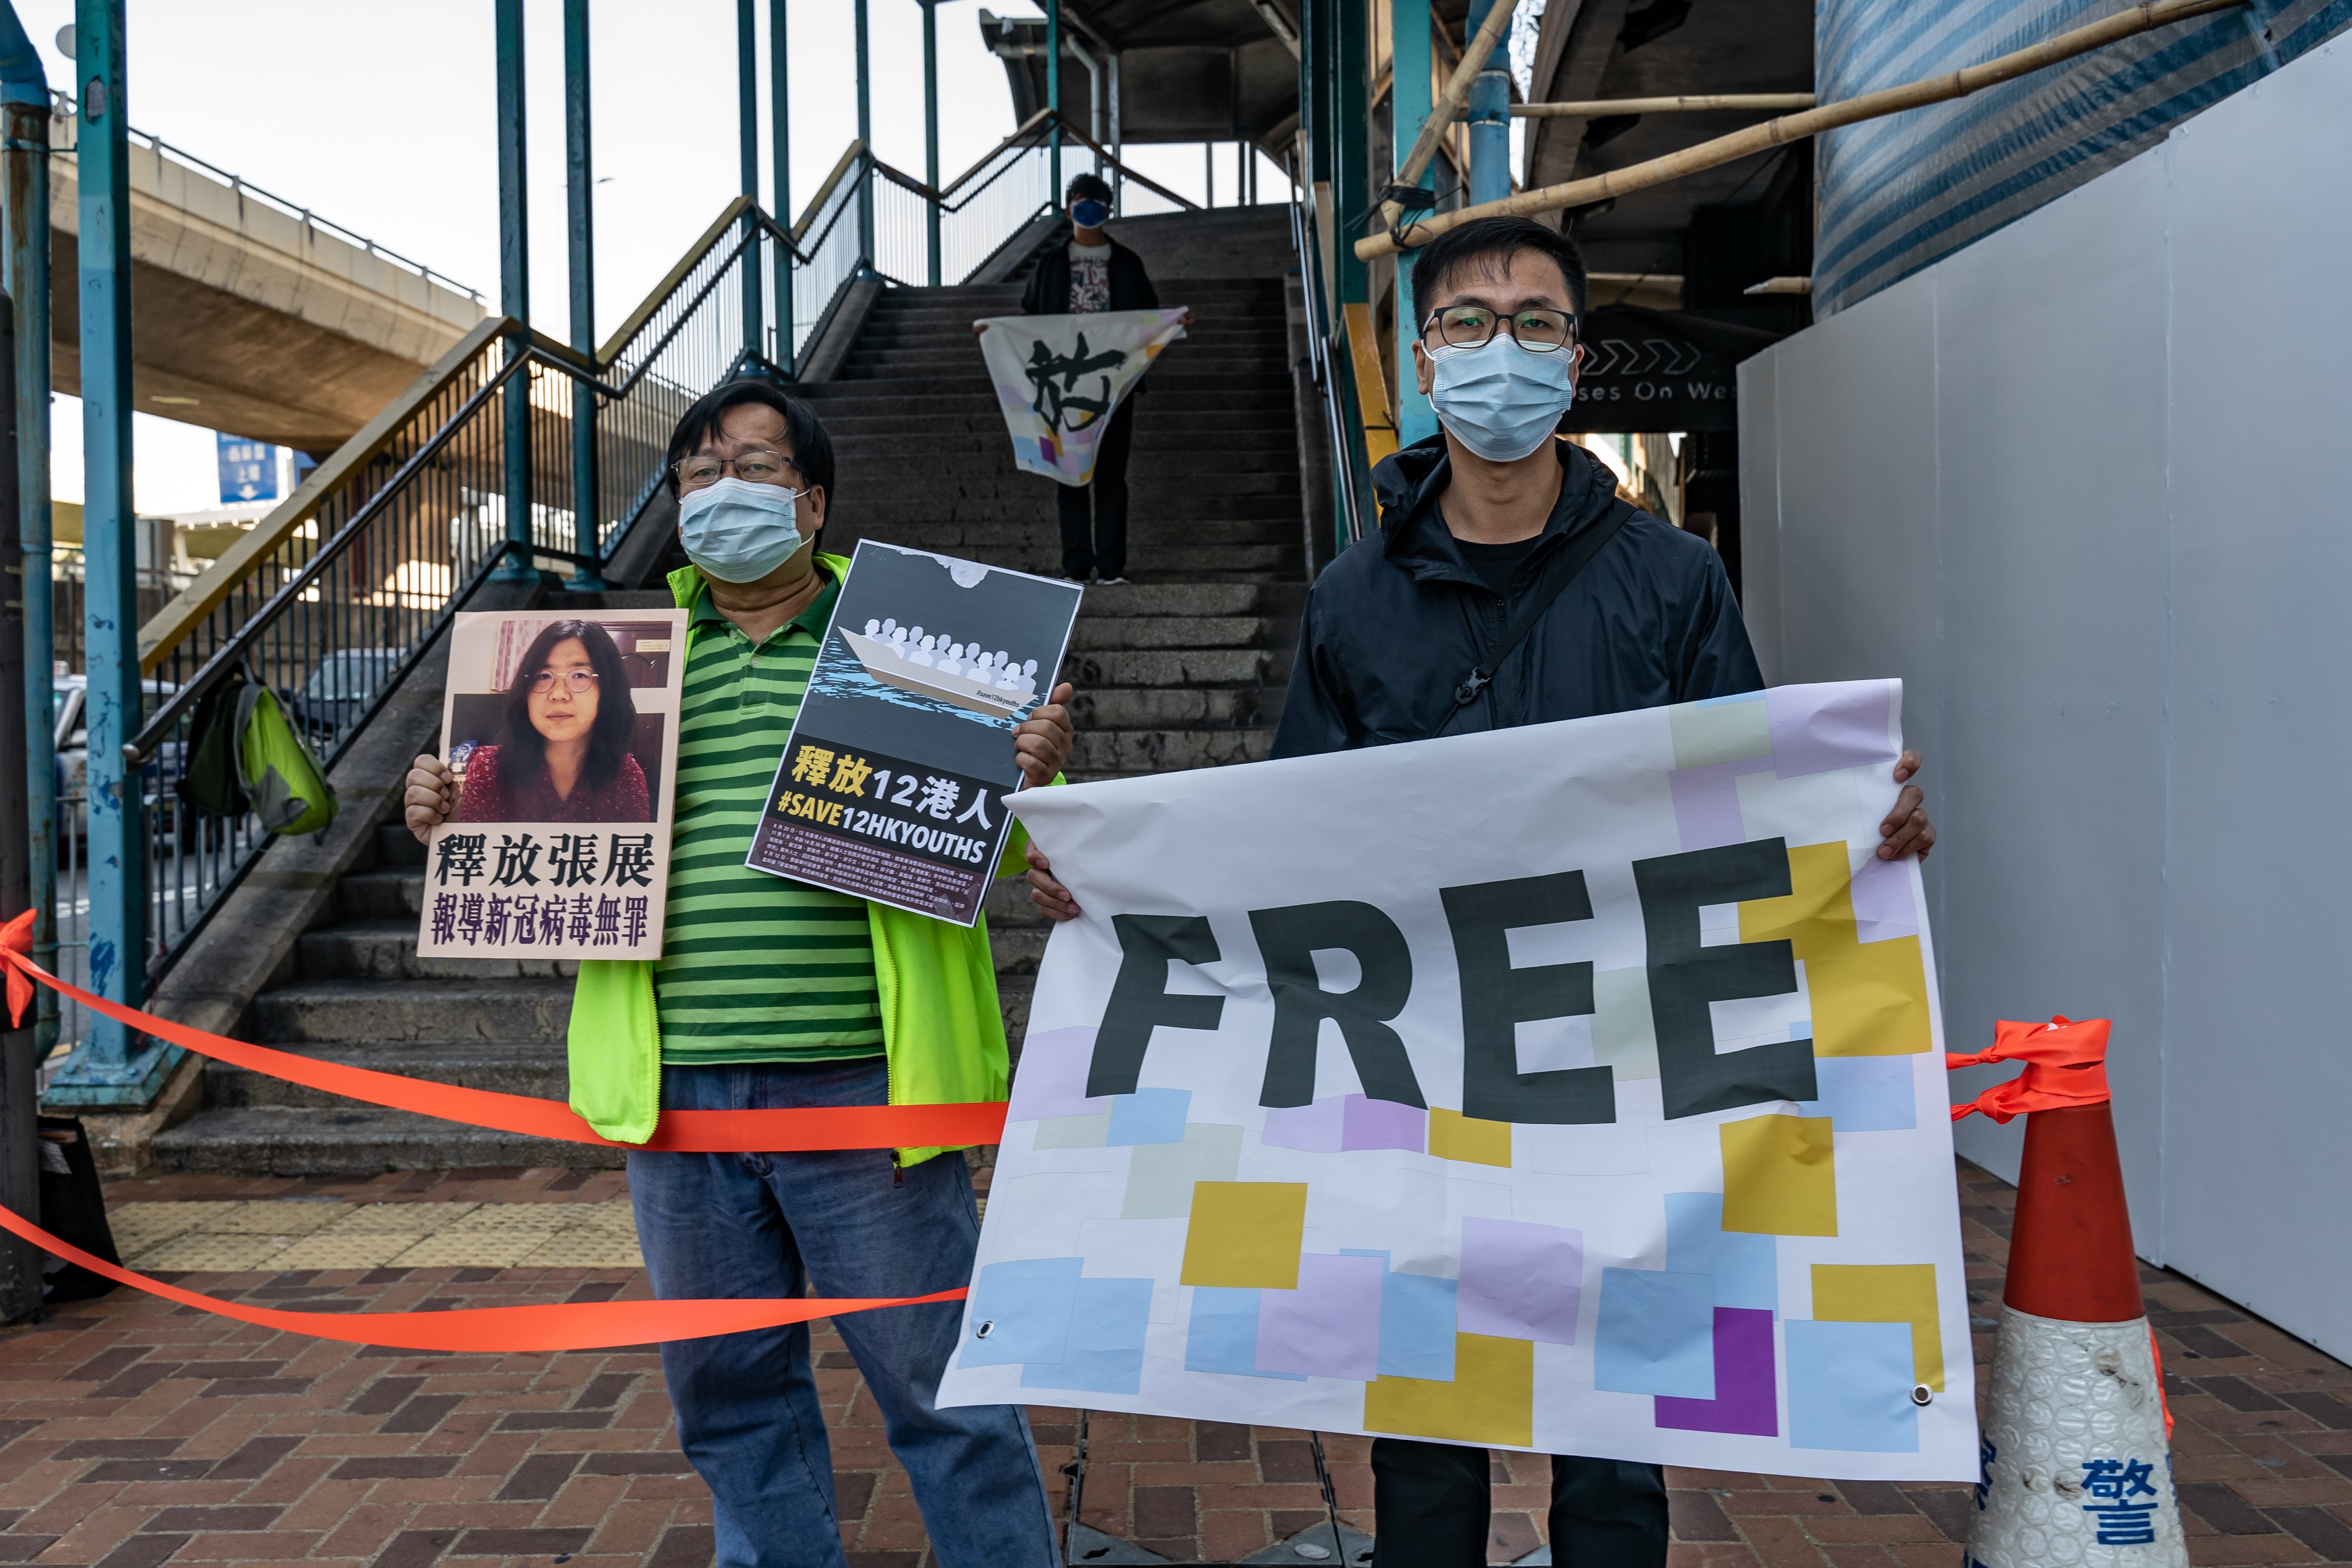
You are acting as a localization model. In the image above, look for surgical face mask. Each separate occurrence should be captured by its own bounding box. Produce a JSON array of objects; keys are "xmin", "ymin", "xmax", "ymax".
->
[
  {"xmin": 1070, "ymin": 199, "xmax": 1111, "ymax": 228},
  {"xmin": 677, "ymin": 476, "xmax": 808, "ymax": 583},
  {"xmin": 1426, "ymin": 337, "xmax": 1579, "ymax": 462}
]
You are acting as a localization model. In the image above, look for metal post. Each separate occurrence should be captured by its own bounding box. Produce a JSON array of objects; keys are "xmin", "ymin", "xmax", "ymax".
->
[
  {"xmin": 563, "ymin": 0, "xmax": 602, "ymax": 590},
  {"xmin": 1391, "ymin": 0, "xmax": 1438, "ymax": 443},
  {"xmin": 1206, "ymin": 142, "xmax": 1215, "ymax": 208},
  {"xmin": 1073, "ymin": 36, "xmax": 1101, "ymax": 170},
  {"xmin": 1465, "ymin": 0, "xmax": 1511, "ymax": 206},
  {"xmin": 0, "ymin": 7, "xmax": 54, "ymax": 1074},
  {"xmin": 854, "ymin": 0, "xmax": 873, "ymax": 272},
  {"xmin": 492, "ymin": 0, "xmax": 535, "ymax": 582},
  {"xmin": 1046, "ymin": 0, "xmax": 1061, "ymax": 206},
  {"xmin": 737, "ymin": 0, "xmax": 763, "ymax": 359},
  {"xmin": 0, "ymin": 278, "xmax": 30, "ymax": 1317},
  {"xmin": 921, "ymin": 0, "xmax": 940, "ymax": 286},
  {"xmin": 771, "ymin": 0, "xmax": 792, "ymax": 373},
  {"xmin": 51, "ymin": 0, "xmax": 165, "ymax": 1105},
  {"xmin": 1334, "ymin": 0, "xmax": 1370, "ymax": 304},
  {"xmin": 1108, "ymin": 51, "xmax": 1122, "ymax": 213}
]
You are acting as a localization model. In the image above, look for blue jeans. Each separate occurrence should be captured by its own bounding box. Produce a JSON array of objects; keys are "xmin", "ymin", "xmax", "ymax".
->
[{"xmin": 629, "ymin": 1059, "xmax": 1058, "ymax": 1568}]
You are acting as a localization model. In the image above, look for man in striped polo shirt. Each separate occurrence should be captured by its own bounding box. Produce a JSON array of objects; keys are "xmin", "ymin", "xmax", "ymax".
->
[{"xmin": 405, "ymin": 380, "xmax": 1074, "ymax": 1568}]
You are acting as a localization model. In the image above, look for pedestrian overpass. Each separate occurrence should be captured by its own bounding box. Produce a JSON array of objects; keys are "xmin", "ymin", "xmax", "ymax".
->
[{"xmin": 44, "ymin": 101, "xmax": 487, "ymax": 452}]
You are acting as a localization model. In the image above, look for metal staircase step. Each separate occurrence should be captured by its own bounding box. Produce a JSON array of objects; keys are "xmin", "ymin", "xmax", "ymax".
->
[
  {"xmin": 1057, "ymin": 646, "xmax": 1295, "ymax": 688},
  {"xmin": 299, "ymin": 922, "xmax": 579, "ymax": 982},
  {"xmin": 199, "ymin": 1039, "xmax": 574, "ymax": 1109},
  {"xmin": 1072, "ymin": 728, "xmax": 1278, "ymax": 773},
  {"xmin": 1068, "ymin": 615, "xmax": 1288, "ymax": 651},
  {"xmin": 337, "ymin": 868, "xmax": 424, "ymax": 920},
  {"xmin": 250, "ymin": 978, "xmax": 577, "ymax": 1044},
  {"xmin": 150, "ymin": 1105, "xmax": 624, "ymax": 1176},
  {"xmin": 1067, "ymin": 686, "xmax": 1286, "ymax": 729}
]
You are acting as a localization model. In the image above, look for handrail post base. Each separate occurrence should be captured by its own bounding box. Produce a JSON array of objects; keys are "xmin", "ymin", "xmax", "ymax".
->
[{"xmin": 44, "ymin": 1039, "xmax": 183, "ymax": 1109}]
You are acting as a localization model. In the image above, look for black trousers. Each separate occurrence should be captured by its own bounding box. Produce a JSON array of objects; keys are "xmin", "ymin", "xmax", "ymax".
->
[
  {"xmin": 1369, "ymin": 1439, "xmax": 1668, "ymax": 1567},
  {"xmin": 1057, "ymin": 396, "xmax": 1135, "ymax": 579}
]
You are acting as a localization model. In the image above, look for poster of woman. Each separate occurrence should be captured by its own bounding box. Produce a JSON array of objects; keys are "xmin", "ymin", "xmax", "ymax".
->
[{"xmin": 417, "ymin": 609, "xmax": 689, "ymax": 961}]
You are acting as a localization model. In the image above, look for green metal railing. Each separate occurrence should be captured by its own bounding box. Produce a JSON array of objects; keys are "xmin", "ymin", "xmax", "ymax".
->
[
  {"xmin": 68, "ymin": 112, "xmax": 1202, "ymax": 1042},
  {"xmin": 82, "ymin": 192, "xmax": 806, "ymax": 1028}
]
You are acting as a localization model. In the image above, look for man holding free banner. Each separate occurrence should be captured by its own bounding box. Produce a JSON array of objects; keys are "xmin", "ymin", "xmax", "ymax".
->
[
  {"xmin": 404, "ymin": 381, "xmax": 1077, "ymax": 1568},
  {"xmin": 1033, "ymin": 216, "xmax": 1941, "ymax": 1566}
]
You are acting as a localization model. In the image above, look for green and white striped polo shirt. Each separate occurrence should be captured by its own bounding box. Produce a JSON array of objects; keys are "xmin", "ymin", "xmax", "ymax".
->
[{"xmin": 654, "ymin": 571, "xmax": 884, "ymax": 1065}]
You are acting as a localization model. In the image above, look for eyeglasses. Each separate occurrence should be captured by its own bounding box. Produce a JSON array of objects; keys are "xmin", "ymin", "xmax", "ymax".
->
[
  {"xmin": 527, "ymin": 668, "xmax": 600, "ymax": 694},
  {"xmin": 674, "ymin": 449, "xmax": 800, "ymax": 490},
  {"xmin": 1421, "ymin": 306, "xmax": 1578, "ymax": 354}
]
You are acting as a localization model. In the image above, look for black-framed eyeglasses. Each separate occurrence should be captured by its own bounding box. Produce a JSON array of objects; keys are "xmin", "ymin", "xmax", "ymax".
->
[
  {"xmin": 527, "ymin": 668, "xmax": 600, "ymax": 695},
  {"xmin": 674, "ymin": 449, "xmax": 802, "ymax": 490},
  {"xmin": 1421, "ymin": 305, "xmax": 1578, "ymax": 353}
]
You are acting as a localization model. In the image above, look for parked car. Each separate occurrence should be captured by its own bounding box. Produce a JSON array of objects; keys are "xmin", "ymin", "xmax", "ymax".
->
[
  {"xmin": 292, "ymin": 647, "xmax": 403, "ymax": 738},
  {"xmin": 53, "ymin": 674, "xmax": 183, "ymax": 841}
]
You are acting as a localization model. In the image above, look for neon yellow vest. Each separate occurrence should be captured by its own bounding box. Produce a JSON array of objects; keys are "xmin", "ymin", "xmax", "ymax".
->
[{"xmin": 563, "ymin": 558, "xmax": 1035, "ymax": 1166}]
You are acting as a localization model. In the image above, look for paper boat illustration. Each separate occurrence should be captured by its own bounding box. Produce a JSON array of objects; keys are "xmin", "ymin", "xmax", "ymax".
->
[{"xmin": 840, "ymin": 628, "xmax": 1036, "ymax": 718}]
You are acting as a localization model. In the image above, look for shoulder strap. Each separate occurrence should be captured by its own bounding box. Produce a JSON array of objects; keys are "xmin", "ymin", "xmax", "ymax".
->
[{"xmin": 1450, "ymin": 500, "xmax": 1635, "ymax": 713}]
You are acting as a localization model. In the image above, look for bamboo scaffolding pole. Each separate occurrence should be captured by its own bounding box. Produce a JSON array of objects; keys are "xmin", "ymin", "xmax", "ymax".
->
[
  {"xmin": 1357, "ymin": 0, "xmax": 2248, "ymax": 261},
  {"xmin": 1512, "ymin": 93, "xmax": 1816, "ymax": 117},
  {"xmin": 1381, "ymin": 0, "xmax": 1522, "ymax": 232}
]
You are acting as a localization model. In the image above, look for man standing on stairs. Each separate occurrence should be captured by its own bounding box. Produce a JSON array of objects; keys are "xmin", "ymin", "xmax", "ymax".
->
[
  {"xmin": 403, "ymin": 380, "xmax": 1077, "ymax": 1568},
  {"xmin": 1001, "ymin": 172, "xmax": 1187, "ymax": 586},
  {"xmin": 1273, "ymin": 216, "xmax": 1933, "ymax": 1566}
]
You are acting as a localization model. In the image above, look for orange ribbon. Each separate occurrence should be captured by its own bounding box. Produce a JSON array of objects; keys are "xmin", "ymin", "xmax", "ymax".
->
[
  {"xmin": 0, "ymin": 911, "xmax": 1008, "ymax": 1154},
  {"xmin": 0, "ymin": 1198, "xmax": 964, "ymax": 1351},
  {"xmin": 1944, "ymin": 1015, "xmax": 2112, "ymax": 1123}
]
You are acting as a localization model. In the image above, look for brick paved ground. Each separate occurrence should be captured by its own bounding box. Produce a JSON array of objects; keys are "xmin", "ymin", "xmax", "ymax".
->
[{"xmin": 3, "ymin": 1161, "xmax": 2350, "ymax": 1566}]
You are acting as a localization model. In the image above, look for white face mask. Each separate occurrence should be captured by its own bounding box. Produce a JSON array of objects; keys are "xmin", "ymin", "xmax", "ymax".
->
[
  {"xmin": 1426, "ymin": 336, "xmax": 1579, "ymax": 462},
  {"xmin": 677, "ymin": 476, "xmax": 808, "ymax": 583}
]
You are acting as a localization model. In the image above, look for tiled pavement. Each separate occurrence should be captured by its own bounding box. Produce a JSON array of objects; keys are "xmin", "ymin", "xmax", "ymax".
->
[{"xmin": 4, "ymin": 1162, "xmax": 2351, "ymax": 1566}]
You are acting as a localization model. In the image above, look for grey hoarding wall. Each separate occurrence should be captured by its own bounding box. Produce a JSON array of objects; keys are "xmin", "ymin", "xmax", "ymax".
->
[{"xmin": 1740, "ymin": 37, "xmax": 2352, "ymax": 1359}]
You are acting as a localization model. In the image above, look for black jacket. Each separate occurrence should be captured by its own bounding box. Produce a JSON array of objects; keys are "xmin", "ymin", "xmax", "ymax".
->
[
  {"xmin": 1271, "ymin": 436, "xmax": 1763, "ymax": 756},
  {"xmin": 1019, "ymin": 229, "xmax": 1160, "ymax": 315}
]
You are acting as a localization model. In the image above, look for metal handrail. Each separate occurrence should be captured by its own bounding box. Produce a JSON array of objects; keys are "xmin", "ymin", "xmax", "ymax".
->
[
  {"xmin": 115, "ymin": 190, "xmax": 796, "ymax": 999},
  {"xmin": 1045, "ymin": 114, "xmax": 1204, "ymax": 212},
  {"xmin": 125, "ymin": 342, "xmax": 566, "ymax": 761},
  {"xmin": 794, "ymin": 139, "xmax": 869, "ymax": 239},
  {"xmin": 47, "ymin": 88, "xmax": 484, "ymax": 303},
  {"xmin": 873, "ymin": 111, "xmax": 1201, "ymax": 220},
  {"xmin": 141, "ymin": 196, "xmax": 774, "ymax": 676},
  {"xmin": 1288, "ymin": 185, "xmax": 1367, "ymax": 545},
  {"xmin": 132, "ymin": 314, "xmax": 510, "ymax": 671}
]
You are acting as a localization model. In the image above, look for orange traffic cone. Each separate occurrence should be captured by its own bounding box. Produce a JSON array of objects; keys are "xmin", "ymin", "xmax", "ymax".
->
[{"xmin": 1955, "ymin": 1018, "xmax": 2186, "ymax": 1568}]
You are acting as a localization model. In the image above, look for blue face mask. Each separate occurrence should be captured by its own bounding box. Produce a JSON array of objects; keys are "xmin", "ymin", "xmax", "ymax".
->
[
  {"xmin": 1070, "ymin": 199, "xmax": 1111, "ymax": 228},
  {"xmin": 1426, "ymin": 337, "xmax": 1579, "ymax": 462},
  {"xmin": 677, "ymin": 477, "xmax": 808, "ymax": 583}
]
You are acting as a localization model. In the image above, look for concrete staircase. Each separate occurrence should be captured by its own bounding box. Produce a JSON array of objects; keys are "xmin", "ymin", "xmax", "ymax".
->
[
  {"xmin": 809, "ymin": 276, "xmax": 1303, "ymax": 583},
  {"xmin": 153, "ymin": 209, "xmax": 1308, "ymax": 1174}
]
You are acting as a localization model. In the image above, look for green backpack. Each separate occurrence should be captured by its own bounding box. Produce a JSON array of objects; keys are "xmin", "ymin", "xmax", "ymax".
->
[
  {"xmin": 175, "ymin": 664, "xmax": 337, "ymax": 837},
  {"xmin": 235, "ymin": 683, "xmax": 336, "ymax": 835}
]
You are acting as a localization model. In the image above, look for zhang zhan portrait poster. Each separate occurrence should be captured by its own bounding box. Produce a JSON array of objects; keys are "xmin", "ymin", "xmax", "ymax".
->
[
  {"xmin": 416, "ymin": 609, "xmax": 689, "ymax": 961},
  {"xmin": 745, "ymin": 541, "xmax": 1083, "ymax": 925}
]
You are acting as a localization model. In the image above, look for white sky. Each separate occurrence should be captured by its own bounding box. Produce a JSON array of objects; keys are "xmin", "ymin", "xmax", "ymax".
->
[{"xmin": 23, "ymin": 0, "xmax": 1285, "ymax": 514}]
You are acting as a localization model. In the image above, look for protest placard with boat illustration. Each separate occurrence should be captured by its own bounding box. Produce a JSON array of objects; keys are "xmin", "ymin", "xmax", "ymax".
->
[{"xmin": 746, "ymin": 541, "xmax": 1084, "ymax": 925}]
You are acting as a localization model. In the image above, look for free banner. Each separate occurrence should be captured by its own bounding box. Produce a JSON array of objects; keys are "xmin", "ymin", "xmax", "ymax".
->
[
  {"xmin": 977, "ymin": 308, "xmax": 1188, "ymax": 486},
  {"xmin": 937, "ymin": 681, "xmax": 1976, "ymax": 1480},
  {"xmin": 745, "ymin": 541, "xmax": 1083, "ymax": 925},
  {"xmin": 420, "ymin": 610, "xmax": 688, "ymax": 961}
]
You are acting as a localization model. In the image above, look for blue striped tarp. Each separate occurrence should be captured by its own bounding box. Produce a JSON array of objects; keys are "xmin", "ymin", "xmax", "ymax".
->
[{"xmin": 1814, "ymin": 0, "xmax": 2351, "ymax": 316}]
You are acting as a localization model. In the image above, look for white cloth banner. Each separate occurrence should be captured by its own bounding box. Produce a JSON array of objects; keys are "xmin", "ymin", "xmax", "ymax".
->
[
  {"xmin": 977, "ymin": 309, "xmax": 1187, "ymax": 486},
  {"xmin": 938, "ymin": 681, "xmax": 1976, "ymax": 1480}
]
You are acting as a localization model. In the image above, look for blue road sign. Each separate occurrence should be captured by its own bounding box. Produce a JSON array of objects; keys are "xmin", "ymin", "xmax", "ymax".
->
[{"xmin": 217, "ymin": 433, "xmax": 279, "ymax": 505}]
